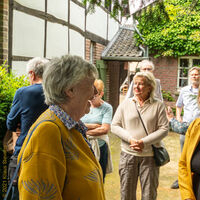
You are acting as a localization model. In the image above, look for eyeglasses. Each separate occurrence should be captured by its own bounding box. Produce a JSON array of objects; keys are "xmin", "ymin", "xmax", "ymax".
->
[
  {"xmin": 93, "ymin": 93, "xmax": 100, "ymax": 99},
  {"xmin": 190, "ymin": 73, "xmax": 199, "ymax": 77},
  {"xmin": 94, "ymin": 86, "xmax": 98, "ymax": 95}
]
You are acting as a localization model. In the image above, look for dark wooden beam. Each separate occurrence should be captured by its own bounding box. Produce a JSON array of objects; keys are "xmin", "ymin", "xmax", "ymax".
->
[
  {"xmin": 68, "ymin": 0, "xmax": 70, "ymax": 53},
  {"xmin": 8, "ymin": 0, "xmax": 14, "ymax": 69},
  {"xmin": 12, "ymin": 55, "xmax": 33, "ymax": 61},
  {"xmin": 71, "ymin": 0, "xmax": 85, "ymax": 8},
  {"xmin": 85, "ymin": 31, "xmax": 108, "ymax": 46},
  {"xmin": 13, "ymin": 1, "xmax": 108, "ymax": 46},
  {"xmin": 44, "ymin": 0, "xmax": 47, "ymax": 57}
]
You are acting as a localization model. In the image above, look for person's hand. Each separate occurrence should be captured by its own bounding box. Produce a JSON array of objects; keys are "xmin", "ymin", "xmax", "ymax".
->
[
  {"xmin": 90, "ymin": 124, "xmax": 101, "ymax": 129},
  {"xmin": 176, "ymin": 115, "xmax": 182, "ymax": 123},
  {"xmin": 16, "ymin": 128, "xmax": 21, "ymax": 137},
  {"xmin": 85, "ymin": 123, "xmax": 101, "ymax": 130},
  {"xmin": 130, "ymin": 139, "xmax": 144, "ymax": 152},
  {"xmin": 16, "ymin": 123, "xmax": 21, "ymax": 137},
  {"xmin": 166, "ymin": 106, "xmax": 174, "ymax": 121}
]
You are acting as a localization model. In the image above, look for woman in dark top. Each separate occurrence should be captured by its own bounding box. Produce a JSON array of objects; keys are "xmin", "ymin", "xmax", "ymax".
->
[
  {"xmin": 190, "ymin": 142, "xmax": 200, "ymax": 200},
  {"xmin": 178, "ymin": 118, "xmax": 200, "ymax": 200}
]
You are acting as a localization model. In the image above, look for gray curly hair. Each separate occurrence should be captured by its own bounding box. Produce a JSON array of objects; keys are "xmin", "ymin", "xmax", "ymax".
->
[
  {"xmin": 26, "ymin": 57, "xmax": 49, "ymax": 78},
  {"xmin": 43, "ymin": 55, "xmax": 98, "ymax": 105}
]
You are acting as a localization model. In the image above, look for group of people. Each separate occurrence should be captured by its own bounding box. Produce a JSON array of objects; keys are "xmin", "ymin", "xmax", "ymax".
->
[
  {"xmin": 5, "ymin": 55, "xmax": 200, "ymax": 200},
  {"xmin": 6, "ymin": 55, "xmax": 113, "ymax": 200}
]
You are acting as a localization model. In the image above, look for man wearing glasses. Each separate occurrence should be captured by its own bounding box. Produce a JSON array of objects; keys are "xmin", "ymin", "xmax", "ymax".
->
[
  {"xmin": 126, "ymin": 59, "xmax": 163, "ymax": 101},
  {"xmin": 171, "ymin": 66, "xmax": 200, "ymax": 189}
]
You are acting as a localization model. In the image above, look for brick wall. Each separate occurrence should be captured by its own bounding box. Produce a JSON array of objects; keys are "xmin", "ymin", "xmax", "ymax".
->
[
  {"xmin": 94, "ymin": 43, "xmax": 104, "ymax": 64},
  {"xmin": 0, "ymin": 0, "xmax": 9, "ymax": 65},
  {"xmin": 85, "ymin": 39, "xmax": 90, "ymax": 61},
  {"xmin": 85, "ymin": 39, "xmax": 105, "ymax": 64},
  {"xmin": 152, "ymin": 56, "xmax": 178, "ymax": 92}
]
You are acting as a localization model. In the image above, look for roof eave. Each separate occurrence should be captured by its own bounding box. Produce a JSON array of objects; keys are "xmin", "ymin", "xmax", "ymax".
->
[{"xmin": 101, "ymin": 56, "xmax": 149, "ymax": 61}]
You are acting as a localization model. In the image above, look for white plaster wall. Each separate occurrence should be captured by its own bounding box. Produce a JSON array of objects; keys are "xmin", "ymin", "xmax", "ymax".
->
[
  {"xmin": 69, "ymin": 30, "xmax": 85, "ymax": 58},
  {"xmin": 12, "ymin": 11, "xmax": 45, "ymax": 57},
  {"xmin": 46, "ymin": 22, "xmax": 68, "ymax": 58},
  {"xmin": 70, "ymin": 2, "xmax": 85, "ymax": 31},
  {"xmin": 86, "ymin": 7, "xmax": 107, "ymax": 39},
  {"xmin": 47, "ymin": 0, "xmax": 68, "ymax": 21},
  {"xmin": 108, "ymin": 17, "xmax": 119, "ymax": 40},
  {"xmin": 15, "ymin": 0, "xmax": 45, "ymax": 11},
  {"xmin": 12, "ymin": 61, "xmax": 27, "ymax": 76}
]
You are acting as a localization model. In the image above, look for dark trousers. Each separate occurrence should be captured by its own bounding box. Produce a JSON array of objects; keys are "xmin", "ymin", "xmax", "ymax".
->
[
  {"xmin": 8, "ymin": 155, "xmax": 19, "ymax": 200},
  {"xmin": 193, "ymin": 173, "xmax": 200, "ymax": 200},
  {"xmin": 99, "ymin": 143, "xmax": 108, "ymax": 182}
]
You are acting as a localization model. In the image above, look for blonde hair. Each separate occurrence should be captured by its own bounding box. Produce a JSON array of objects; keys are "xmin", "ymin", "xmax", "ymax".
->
[
  {"xmin": 189, "ymin": 66, "xmax": 200, "ymax": 74},
  {"xmin": 133, "ymin": 71, "xmax": 156, "ymax": 99},
  {"xmin": 94, "ymin": 79, "xmax": 104, "ymax": 94}
]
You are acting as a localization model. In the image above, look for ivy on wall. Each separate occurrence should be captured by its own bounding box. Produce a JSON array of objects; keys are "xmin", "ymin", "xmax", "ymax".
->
[
  {"xmin": 134, "ymin": 0, "xmax": 200, "ymax": 57},
  {"xmin": 83, "ymin": 0, "xmax": 200, "ymax": 57}
]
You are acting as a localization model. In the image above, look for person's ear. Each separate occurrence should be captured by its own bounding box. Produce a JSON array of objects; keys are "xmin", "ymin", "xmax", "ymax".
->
[
  {"xmin": 28, "ymin": 71, "xmax": 35, "ymax": 85},
  {"xmin": 32, "ymin": 71, "xmax": 36, "ymax": 81},
  {"xmin": 148, "ymin": 85, "xmax": 152, "ymax": 93},
  {"xmin": 65, "ymin": 87, "xmax": 76, "ymax": 98}
]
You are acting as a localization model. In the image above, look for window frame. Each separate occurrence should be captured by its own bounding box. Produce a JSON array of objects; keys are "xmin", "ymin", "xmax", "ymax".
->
[{"xmin": 177, "ymin": 56, "xmax": 200, "ymax": 89}]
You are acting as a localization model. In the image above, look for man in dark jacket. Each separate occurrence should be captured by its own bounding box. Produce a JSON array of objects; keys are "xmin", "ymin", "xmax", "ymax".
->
[{"xmin": 6, "ymin": 57, "xmax": 49, "ymax": 200}]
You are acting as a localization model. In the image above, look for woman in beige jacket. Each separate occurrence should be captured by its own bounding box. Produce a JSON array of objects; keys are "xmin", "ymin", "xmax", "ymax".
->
[{"xmin": 111, "ymin": 71, "xmax": 168, "ymax": 200}]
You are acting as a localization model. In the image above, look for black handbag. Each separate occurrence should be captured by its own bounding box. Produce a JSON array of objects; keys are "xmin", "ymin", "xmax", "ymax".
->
[
  {"xmin": 152, "ymin": 145, "xmax": 170, "ymax": 166},
  {"xmin": 135, "ymin": 103, "xmax": 170, "ymax": 167}
]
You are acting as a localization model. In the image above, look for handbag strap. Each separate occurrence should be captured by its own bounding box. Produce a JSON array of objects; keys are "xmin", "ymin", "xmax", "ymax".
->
[
  {"xmin": 134, "ymin": 102, "xmax": 148, "ymax": 136},
  {"xmin": 4, "ymin": 119, "xmax": 59, "ymax": 200},
  {"xmin": 135, "ymin": 103, "xmax": 157, "ymax": 150}
]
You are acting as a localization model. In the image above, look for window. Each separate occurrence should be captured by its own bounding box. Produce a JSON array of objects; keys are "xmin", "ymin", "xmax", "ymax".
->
[{"xmin": 178, "ymin": 57, "xmax": 200, "ymax": 88}]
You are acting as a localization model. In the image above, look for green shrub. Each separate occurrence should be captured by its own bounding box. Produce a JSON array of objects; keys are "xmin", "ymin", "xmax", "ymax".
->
[
  {"xmin": 0, "ymin": 61, "xmax": 29, "ymax": 140},
  {"xmin": 162, "ymin": 90, "xmax": 175, "ymax": 102}
]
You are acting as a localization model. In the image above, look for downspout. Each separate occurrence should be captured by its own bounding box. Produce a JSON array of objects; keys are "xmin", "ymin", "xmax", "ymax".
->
[{"xmin": 132, "ymin": 17, "xmax": 149, "ymax": 58}]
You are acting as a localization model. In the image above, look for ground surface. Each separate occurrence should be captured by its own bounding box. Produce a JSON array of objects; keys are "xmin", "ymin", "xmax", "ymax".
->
[{"xmin": 104, "ymin": 131, "xmax": 181, "ymax": 200}]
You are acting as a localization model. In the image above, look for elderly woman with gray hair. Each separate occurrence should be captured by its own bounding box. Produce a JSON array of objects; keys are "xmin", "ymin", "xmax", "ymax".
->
[
  {"xmin": 111, "ymin": 71, "xmax": 168, "ymax": 200},
  {"xmin": 17, "ymin": 55, "xmax": 105, "ymax": 200},
  {"xmin": 126, "ymin": 60, "xmax": 163, "ymax": 101}
]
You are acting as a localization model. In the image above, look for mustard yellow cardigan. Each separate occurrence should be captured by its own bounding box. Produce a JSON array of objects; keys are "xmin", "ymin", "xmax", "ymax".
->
[
  {"xmin": 178, "ymin": 118, "xmax": 200, "ymax": 200},
  {"xmin": 18, "ymin": 109, "xmax": 105, "ymax": 200}
]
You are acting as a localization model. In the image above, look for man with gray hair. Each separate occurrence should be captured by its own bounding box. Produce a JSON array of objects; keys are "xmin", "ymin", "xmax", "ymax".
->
[
  {"xmin": 6, "ymin": 57, "xmax": 49, "ymax": 200},
  {"xmin": 126, "ymin": 59, "xmax": 163, "ymax": 101},
  {"xmin": 171, "ymin": 66, "xmax": 200, "ymax": 189}
]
